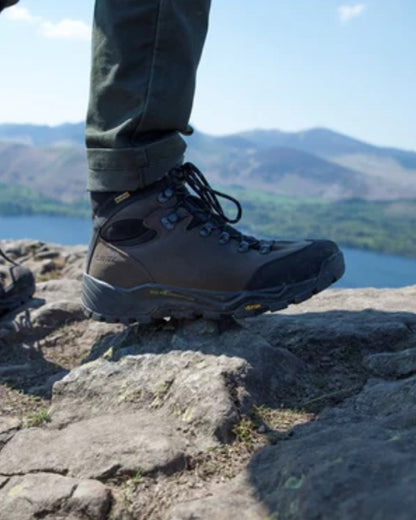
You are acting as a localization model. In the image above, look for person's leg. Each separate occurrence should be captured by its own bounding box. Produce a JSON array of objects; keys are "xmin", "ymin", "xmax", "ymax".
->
[
  {"xmin": 83, "ymin": 0, "xmax": 345, "ymax": 323},
  {"xmin": 86, "ymin": 0, "xmax": 211, "ymax": 192}
]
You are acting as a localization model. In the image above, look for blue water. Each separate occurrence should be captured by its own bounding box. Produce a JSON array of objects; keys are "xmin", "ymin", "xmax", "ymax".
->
[{"xmin": 0, "ymin": 215, "xmax": 415, "ymax": 289}]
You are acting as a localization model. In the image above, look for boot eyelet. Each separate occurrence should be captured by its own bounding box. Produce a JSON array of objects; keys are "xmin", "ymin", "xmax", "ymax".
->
[
  {"xmin": 200, "ymin": 222, "xmax": 215, "ymax": 237},
  {"xmin": 200, "ymin": 226, "xmax": 210, "ymax": 237},
  {"xmin": 219, "ymin": 232, "xmax": 230, "ymax": 245},
  {"xmin": 161, "ymin": 216, "xmax": 175, "ymax": 230},
  {"xmin": 238, "ymin": 241, "xmax": 250, "ymax": 253},
  {"xmin": 259, "ymin": 241, "xmax": 272, "ymax": 254},
  {"xmin": 157, "ymin": 188, "xmax": 174, "ymax": 204},
  {"xmin": 167, "ymin": 212, "xmax": 179, "ymax": 224}
]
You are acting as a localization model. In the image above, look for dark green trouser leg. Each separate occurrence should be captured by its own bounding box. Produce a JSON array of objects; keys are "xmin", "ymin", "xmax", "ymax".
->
[{"xmin": 86, "ymin": 0, "xmax": 211, "ymax": 192}]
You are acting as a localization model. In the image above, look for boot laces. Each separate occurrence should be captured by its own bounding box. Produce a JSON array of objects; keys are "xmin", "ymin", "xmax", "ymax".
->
[
  {"xmin": 164, "ymin": 163, "xmax": 273, "ymax": 254},
  {"xmin": 0, "ymin": 248, "xmax": 17, "ymax": 266}
]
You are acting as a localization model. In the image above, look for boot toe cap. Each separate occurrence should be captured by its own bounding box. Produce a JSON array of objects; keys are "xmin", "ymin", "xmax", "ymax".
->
[{"xmin": 246, "ymin": 239, "xmax": 340, "ymax": 290}]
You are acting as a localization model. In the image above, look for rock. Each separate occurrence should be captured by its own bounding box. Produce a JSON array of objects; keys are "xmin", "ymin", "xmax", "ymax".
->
[
  {"xmin": 1, "ymin": 241, "xmax": 416, "ymax": 520},
  {"xmin": 50, "ymin": 352, "xmax": 246, "ymax": 445},
  {"xmin": 31, "ymin": 301, "xmax": 85, "ymax": 329},
  {"xmin": 0, "ymin": 412, "xmax": 189, "ymax": 479},
  {"xmin": 28, "ymin": 370, "xmax": 69, "ymax": 397},
  {"xmin": 280, "ymin": 285, "xmax": 416, "ymax": 314},
  {"xmin": 332, "ymin": 374, "xmax": 416, "ymax": 420},
  {"xmin": 51, "ymin": 320, "xmax": 306, "ymax": 443},
  {"xmin": 68, "ymin": 479, "xmax": 112, "ymax": 520},
  {"xmin": 36, "ymin": 279, "xmax": 83, "ymax": 301},
  {"xmin": 364, "ymin": 347, "xmax": 416, "ymax": 378},
  {"xmin": 34, "ymin": 249, "xmax": 61, "ymax": 260},
  {"xmin": 169, "ymin": 474, "xmax": 268, "ymax": 520},
  {"xmin": 0, "ymin": 416, "xmax": 20, "ymax": 435},
  {"xmin": 170, "ymin": 382, "xmax": 416, "ymax": 520},
  {"xmin": 0, "ymin": 473, "xmax": 111, "ymax": 520},
  {"xmin": 0, "ymin": 363, "xmax": 32, "ymax": 377},
  {"xmin": 0, "ymin": 417, "xmax": 20, "ymax": 447}
]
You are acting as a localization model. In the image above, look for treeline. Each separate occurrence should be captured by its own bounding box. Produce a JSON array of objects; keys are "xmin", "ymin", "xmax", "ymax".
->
[
  {"xmin": 234, "ymin": 188, "xmax": 416, "ymax": 259},
  {"xmin": 0, "ymin": 183, "xmax": 90, "ymax": 218},
  {"xmin": 1, "ymin": 181, "xmax": 416, "ymax": 259}
]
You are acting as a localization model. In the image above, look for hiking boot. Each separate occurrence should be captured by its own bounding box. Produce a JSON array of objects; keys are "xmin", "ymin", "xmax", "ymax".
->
[
  {"xmin": 82, "ymin": 163, "xmax": 345, "ymax": 323},
  {"xmin": 0, "ymin": 248, "xmax": 35, "ymax": 317}
]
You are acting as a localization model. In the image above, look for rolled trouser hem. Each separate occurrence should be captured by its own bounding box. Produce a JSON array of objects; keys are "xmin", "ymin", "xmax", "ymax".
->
[{"xmin": 87, "ymin": 132, "xmax": 186, "ymax": 191}]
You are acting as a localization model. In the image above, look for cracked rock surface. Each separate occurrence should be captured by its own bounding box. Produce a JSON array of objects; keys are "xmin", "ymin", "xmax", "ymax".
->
[{"xmin": 1, "ymin": 240, "xmax": 416, "ymax": 520}]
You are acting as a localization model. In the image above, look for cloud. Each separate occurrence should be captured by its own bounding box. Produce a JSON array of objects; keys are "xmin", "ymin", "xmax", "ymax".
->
[
  {"xmin": 338, "ymin": 4, "xmax": 366, "ymax": 23},
  {"xmin": 5, "ymin": 6, "xmax": 37, "ymax": 23},
  {"xmin": 40, "ymin": 19, "xmax": 91, "ymax": 41},
  {"xmin": 5, "ymin": 5, "xmax": 90, "ymax": 41}
]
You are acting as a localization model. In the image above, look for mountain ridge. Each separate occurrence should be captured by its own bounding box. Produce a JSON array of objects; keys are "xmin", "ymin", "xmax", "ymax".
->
[
  {"xmin": 0, "ymin": 122, "xmax": 415, "ymax": 202},
  {"xmin": 1, "ymin": 122, "xmax": 416, "ymax": 258}
]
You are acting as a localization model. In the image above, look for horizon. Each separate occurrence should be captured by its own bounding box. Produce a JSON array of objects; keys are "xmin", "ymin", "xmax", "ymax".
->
[
  {"xmin": 0, "ymin": 1, "xmax": 415, "ymax": 151},
  {"xmin": 0, "ymin": 120, "xmax": 415, "ymax": 153}
]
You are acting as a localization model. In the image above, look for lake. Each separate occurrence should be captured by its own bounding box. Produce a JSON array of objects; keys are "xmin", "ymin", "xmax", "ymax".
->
[{"xmin": 0, "ymin": 215, "xmax": 415, "ymax": 289}]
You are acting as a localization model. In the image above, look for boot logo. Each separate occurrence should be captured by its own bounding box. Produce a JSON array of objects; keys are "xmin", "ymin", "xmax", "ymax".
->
[
  {"xmin": 245, "ymin": 303, "xmax": 262, "ymax": 311},
  {"xmin": 95, "ymin": 254, "xmax": 120, "ymax": 264},
  {"xmin": 114, "ymin": 192, "xmax": 131, "ymax": 204},
  {"xmin": 149, "ymin": 289, "xmax": 195, "ymax": 301}
]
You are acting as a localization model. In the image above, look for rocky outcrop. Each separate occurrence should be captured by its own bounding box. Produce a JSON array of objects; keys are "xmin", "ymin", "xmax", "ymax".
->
[{"xmin": 1, "ymin": 240, "xmax": 415, "ymax": 520}]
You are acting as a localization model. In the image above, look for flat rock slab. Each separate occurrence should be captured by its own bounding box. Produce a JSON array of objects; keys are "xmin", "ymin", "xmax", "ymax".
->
[
  {"xmin": 282, "ymin": 285, "xmax": 416, "ymax": 313},
  {"xmin": 51, "ymin": 326, "xmax": 305, "ymax": 444},
  {"xmin": 0, "ymin": 412, "xmax": 189, "ymax": 480},
  {"xmin": 364, "ymin": 347, "xmax": 416, "ymax": 378},
  {"xmin": 51, "ymin": 352, "xmax": 248, "ymax": 445},
  {"xmin": 0, "ymin": 473, "xmax": 111, "ymax": 520},
  {"xmin": 169, "ymin": 474, "xmax": 269, "ymax": 520}
]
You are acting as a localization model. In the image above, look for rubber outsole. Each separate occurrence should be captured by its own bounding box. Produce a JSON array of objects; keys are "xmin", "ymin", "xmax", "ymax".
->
[{"xmin": 82, "ymin": 251, "xmax": 345, "ymax": 324}]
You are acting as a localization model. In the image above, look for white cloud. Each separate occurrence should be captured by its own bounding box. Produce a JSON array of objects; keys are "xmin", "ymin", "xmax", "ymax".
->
[
  {"xmin": 338, "ymin": 4, "xmax": 366, "ymax": 23},
  {"xmin": 41, "ymin": 19, "xmax": 91, "ymax": 41},
  {"xmin": 5, "ymin": 6, "xmax": 37, "ymax": 23},
  {"xmin": 5, "ymin": 6, "xmax": 90, "ymax": 41}
]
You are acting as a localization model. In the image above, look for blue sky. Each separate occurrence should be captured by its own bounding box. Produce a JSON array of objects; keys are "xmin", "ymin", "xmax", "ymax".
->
[{"xmin": 0, "ymin": 0, "xmax": 415, "ymax": 150}]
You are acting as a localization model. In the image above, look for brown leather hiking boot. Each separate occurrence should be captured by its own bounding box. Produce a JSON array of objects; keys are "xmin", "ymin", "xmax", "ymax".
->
[
  {"xmin": 0, "ymin": 248, "xmax": 35, "ymax": 317},
  {"xmin": 82, "ymin": 163, "xmax": 345, "ymax": 323}
]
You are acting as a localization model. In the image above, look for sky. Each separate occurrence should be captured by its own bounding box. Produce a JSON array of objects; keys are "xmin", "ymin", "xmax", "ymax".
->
[{"xmin": 0, "ymin": 0, "xmax": 415, "ymax": 151}]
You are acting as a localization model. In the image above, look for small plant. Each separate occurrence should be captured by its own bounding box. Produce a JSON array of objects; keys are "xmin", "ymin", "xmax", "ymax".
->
[
  {"xmin": 23, "ymin": 408, "xmax": 51, "ymax": 428},
  {"xmin": 232, "ymin": 416, "xmax": 257, "ymax": 446},
  {"xmin": 129, "ymin": 469, "xmax": 145, "ymax": 485}
]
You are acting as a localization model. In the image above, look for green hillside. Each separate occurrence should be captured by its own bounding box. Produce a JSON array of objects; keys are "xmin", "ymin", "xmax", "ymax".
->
[
  {"xmin": 1, "ymin": 182, "xmax": 415, "ymax": 259},
  {"xmin": 232, "ymin": 187, "xmax": 416, "ymax": 259},
  {"xmin": 0, "ymin": 182, "xmax": 90, "ymax": 218}
]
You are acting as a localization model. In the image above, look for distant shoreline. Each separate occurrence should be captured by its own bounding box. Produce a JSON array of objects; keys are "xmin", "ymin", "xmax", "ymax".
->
[{"xmin": 1, "ymin": 210, "xmax": 416, "ymax": 262}]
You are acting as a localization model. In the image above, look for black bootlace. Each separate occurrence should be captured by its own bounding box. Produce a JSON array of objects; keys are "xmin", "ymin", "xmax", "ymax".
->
[
  {"xmin": 0, "ymin": 248, "xmax": 17, "ymax": 266},
  {"xmin": 162, "ymin": 163, "xmax": 273, "ymax": 254}
]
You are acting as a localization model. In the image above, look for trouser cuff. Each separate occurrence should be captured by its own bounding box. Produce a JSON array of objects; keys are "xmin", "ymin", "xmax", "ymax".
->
[{"xmin": 87, "ymin": 132, "xmax": 186, "ymax": 191}]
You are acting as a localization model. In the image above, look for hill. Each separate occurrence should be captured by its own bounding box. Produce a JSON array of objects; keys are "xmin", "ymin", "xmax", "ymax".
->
[
  {"xmin": 1, "ymin": 123, "xmax": 416, "ymax": 258},
  {"xmin": 1, "ymin": 123, "xmax": 416, "ymax": 201}
]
